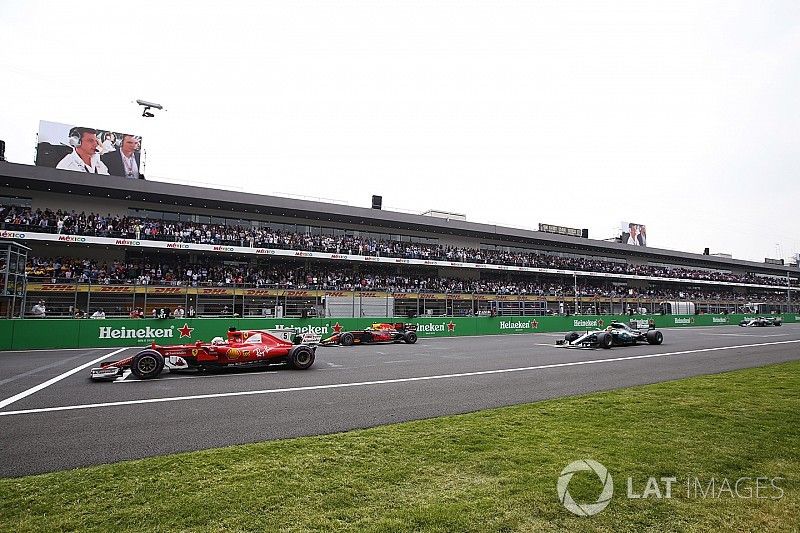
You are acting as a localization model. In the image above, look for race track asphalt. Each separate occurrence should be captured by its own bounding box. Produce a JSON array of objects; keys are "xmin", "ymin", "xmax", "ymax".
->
[{"xmin": 1, "ymin": 324, "xmax": 799, "ymax": 477}]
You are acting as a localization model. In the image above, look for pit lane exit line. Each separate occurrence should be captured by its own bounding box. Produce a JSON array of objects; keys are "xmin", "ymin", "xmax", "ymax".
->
[
  {"xmin": 0, "ymin": 347, "xmax": 128, "ymax": 410},
  {"xmin": 1, "ymin": 339, "xmax": 799, "ymax": 417}
]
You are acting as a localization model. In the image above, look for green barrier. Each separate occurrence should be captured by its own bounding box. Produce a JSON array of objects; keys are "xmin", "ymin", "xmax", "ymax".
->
[
  {"xmin": 10, "ymin": 319, "xmax": 81, "ymax": 350},
  {"xmin": 0, "ymin": 320, "xmax": 14, "ymax": 351},
  {"xmin": 1, "ymin": 313, "xmax": 797, "ymax": 351}
]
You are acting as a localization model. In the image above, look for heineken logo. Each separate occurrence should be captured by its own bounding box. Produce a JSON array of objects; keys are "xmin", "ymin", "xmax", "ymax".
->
[
  {"xmin": 99, "ymin": 325, "xmax": 175, "ymax": 340},
  {"xmin": 674, "ymin": 318, "xmax": 694, "ymax": 325},
  {"xmin": 712, "ymin": 317, "xmax": 728, "ymax": 324},
  {"xmin": 415, "ymin": 323, "xmax": 446, "ymax": 333},
  {"xmin": 275, "ymin": 324, "xmax": 330, "ymax": 335},
  {"xmin": 411, "ymin": 322, "xmax": 456, "ymax": 333},
  {"xmin": 500, "ymin": 320, "xmax": 539, "ymax": 330},
  {"xmin": 574, "ymin": 319, "xmax": 603, "ymax": 328}
]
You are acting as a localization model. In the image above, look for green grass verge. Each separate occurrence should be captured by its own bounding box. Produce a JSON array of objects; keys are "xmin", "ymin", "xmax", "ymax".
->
[{"xmin": 1, "ymin": 361, "xmax": 799, "ymax": 532}]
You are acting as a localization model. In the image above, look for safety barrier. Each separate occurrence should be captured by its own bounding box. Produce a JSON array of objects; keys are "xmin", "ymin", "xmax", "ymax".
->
[{"xmin": 1, "ymin": 313, "xmax": 797, "ymax": 351}]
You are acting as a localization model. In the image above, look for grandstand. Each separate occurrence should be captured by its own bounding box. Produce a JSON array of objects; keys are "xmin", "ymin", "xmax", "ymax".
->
[{"xmin": 1, "ymin": 160, "xmax": 798, "ymax": 319}]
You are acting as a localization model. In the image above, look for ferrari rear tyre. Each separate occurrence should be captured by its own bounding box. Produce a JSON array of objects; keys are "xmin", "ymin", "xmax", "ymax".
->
[
  {"xmin": 596, "ymin": 332, "xmax": 613, "ymax": 349},
  {"xmin": 288, "ymin": 346, "xmax": 315, "ymax": 370},
  {"xmin": 565, "ymin": 332, "xmax": 580, "ymax": 343},
  {"xmin": 130, "ymin": 350, "xmax": 165, "ymax": 379},
  {"xmin": 404, "ymin": 331, "xmax": 418, "ymax": 344},
  {"xmin": 645, "ymin": 330, "xmax": 663, "ymax": 345},
  {"xmin": 340, "ymin": 332, "xmax": 354, "ymax": 346}
]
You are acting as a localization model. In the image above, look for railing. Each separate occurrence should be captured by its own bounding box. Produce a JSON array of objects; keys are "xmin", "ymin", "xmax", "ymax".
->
[{"xmin": 15, "ymin": 278, "xmax": 799, "ymax": 319}]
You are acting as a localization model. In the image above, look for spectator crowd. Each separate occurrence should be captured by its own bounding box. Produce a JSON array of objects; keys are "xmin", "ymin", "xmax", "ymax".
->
[
  {"xmin": 21, "ymin": 256, "xmax": 792, "ymax": 304},
  {"xmin": 4, "ymin": 203, "xmax": 797, "ymax": 289}
]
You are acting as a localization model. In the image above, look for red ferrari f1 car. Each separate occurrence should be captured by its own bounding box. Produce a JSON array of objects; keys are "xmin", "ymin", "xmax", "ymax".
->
[
  {"xmin": 90, "ymin": 328, "xmax": 319, "ymax": 380},
  {"xmin": 320, "ymin": 323, "xmax": 418, "ymax": 346}
]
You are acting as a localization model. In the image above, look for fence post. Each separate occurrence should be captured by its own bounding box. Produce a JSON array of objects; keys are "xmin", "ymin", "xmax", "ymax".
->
[
  {"xmin": 72, "ymin": 280, "xmax": 78, "ymax": 317},
  {"xmin": 132, "ymin": 282, "xmax": 137, "ymax": 317}
]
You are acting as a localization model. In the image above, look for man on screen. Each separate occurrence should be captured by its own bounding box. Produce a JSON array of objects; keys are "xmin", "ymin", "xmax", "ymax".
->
[
  {"xmin": 55, "ymin": 127, "xmax": 110, "ymax": 174},
  {"xmin": 625, "ymin": 223, "xmax": 639, "ymax": 245},
  {"xmin": 101, "ymin": 134, "xmax": 142, "ymax": 178}
]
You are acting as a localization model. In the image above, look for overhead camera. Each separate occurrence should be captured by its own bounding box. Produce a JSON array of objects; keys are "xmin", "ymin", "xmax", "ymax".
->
[{"xmin": 136, "ymin": 99, "xmax": 165, "ymax": 118}]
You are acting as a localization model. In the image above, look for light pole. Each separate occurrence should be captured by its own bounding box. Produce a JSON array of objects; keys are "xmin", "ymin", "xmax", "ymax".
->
[
  {"xmin": 788, "ymin": 272, "xmax": 792, "ymax": 312},
  {"xmin": 573, "ymin": 273, "xmax": 578, "ymax": 315}
]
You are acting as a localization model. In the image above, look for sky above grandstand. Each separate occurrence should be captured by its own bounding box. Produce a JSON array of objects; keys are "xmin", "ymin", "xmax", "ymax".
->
[{"xmin": 1, "ymin": 1, "xmax": 799, "ymax": 264}]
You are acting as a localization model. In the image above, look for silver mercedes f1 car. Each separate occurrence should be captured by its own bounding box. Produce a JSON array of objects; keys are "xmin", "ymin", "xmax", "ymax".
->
[
  {"xmin": 739, "ymin": 316, "xmax": 782, "ymax": 327},
  {"xmin": 556, "ymin": 321, "xmax": 664, "ymax": 349}
]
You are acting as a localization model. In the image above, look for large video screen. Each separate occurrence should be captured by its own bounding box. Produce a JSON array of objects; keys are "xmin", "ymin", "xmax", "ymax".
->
[
  {"xmin": 35, "ymin": 120, "xmax": 144, "ymax": 179},
  {"xmin": 620, "ymin": 222, "xmax": 647, "ymax": 246}
]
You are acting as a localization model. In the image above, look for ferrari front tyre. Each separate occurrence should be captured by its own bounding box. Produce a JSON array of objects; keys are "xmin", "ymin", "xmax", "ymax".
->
[
  {"xmin": 340, "ymin": 332, "xmax": 354, "ymax": 346},
  {"xmin": 289, "ymin": 346, "xmax": 315, "ymax": 370},
  {"xmin": 130, "ymin": 350, "xmax": 165, "ymax": 379},
  {"xmin": 565, "ymin": 332, "xmax": 580, "ymax": 343},
  {"xmin": 404, "ymin": 331, "xmax": 418, "ymax": 344},
  {"xmin": 596, "ymin": 332, "xmax": 613, "ymax": 349},
  {"xmin": 645, "ymin": 330, "xmax": 663, "ymax": 345}
]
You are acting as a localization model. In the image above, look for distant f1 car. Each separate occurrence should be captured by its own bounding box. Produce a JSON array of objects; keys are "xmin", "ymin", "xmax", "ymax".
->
[
  {"xmin": 556, "ymin": 321, "xmax": 663, "ymax": 349},
  {"xmin": 320, "ymin": 323, "xmax": 418, "ymax": 346},
  {"xmin": 739, "ymin": 316, "xmax": 782, "ymax": 327},
  {"xmin": 90, "ymin": 328, "xmax": 320, "ymax": 380}
]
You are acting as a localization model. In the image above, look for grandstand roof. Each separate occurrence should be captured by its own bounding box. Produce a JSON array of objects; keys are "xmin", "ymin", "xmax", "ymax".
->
[{"xmin": 1, "ymin": 161, "xmax": 797, "ymax": 277}]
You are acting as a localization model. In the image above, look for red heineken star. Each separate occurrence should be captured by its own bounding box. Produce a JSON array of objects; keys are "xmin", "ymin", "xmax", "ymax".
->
[
  {"xmin": 333, "ymin": 322, "xmax": 343, "ymax": 333},
  {"xmin": 530, "ymin": 319, "xmax": 538, "ymax": 329},
  {"xmin": 178, "ymin": 323, "xmax": 194, "ymax": 338},
  {"xmin": 447, "ymin": 321, "xmax": 456, "ymax": 332}
]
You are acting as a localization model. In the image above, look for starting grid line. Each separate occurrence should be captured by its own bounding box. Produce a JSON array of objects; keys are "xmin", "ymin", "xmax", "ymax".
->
[
  {"xmin": 0, "ymin": 348, "xmax": 127, "ymax": 411},
  {"xmin": 1, "ymin": 339, "xmax": 799, "ymax": 417}
]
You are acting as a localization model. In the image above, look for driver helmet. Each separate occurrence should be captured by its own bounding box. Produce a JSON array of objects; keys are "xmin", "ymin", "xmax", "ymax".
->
[{"xmin": 211, "ymin": 336, "xmax": 225, "ymax": 345}]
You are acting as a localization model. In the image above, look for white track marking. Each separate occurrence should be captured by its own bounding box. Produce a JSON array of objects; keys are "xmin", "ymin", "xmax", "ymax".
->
[
  {"xmin": 384, "ymin": 360, "xmax": 411, "ymax": 364},
  {"xmin": 703, "ymin": 333, "xmax": 788, "ymax": 337},
  {"xmin": 115, "ymin": 371, "xmax": 279, "ymax": 383},
  {"xmin": 0, "ymin": 353, "xmax": 90, "ymax": 387},
  {"xmin": 0, "ymin": 347, "xmax": 115, "ymax": 354},
  {"xmin": 325, "ymin": 362, "xmax": 343, "ymax": 368},
  {"xmin": 0, "ymin": 347, "xmax": 128, "ymax": 410},
  {"xmin": 113, "ymin": 370, "xmax": 133, "ymax": 383},
  {"xmin": 1, "ymin": 339, "xmax": 799, "ymax": 417}
]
